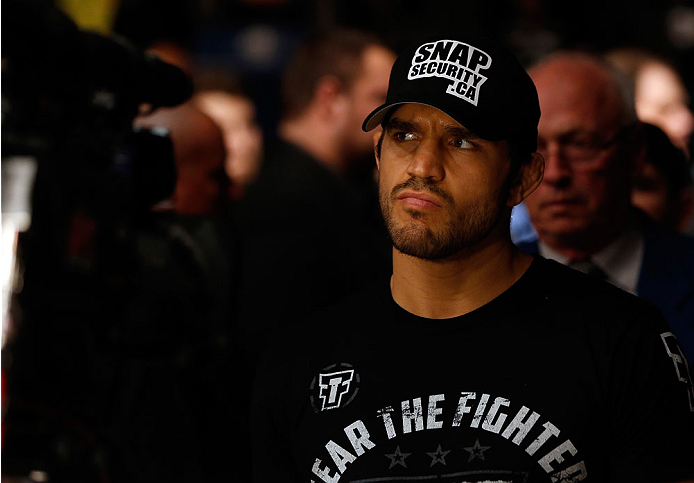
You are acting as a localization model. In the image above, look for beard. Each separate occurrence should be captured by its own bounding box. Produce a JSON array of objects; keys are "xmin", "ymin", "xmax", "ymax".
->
[{"xmin": 380, "ymin": 176, "xmax": 507, "ymax": 261}]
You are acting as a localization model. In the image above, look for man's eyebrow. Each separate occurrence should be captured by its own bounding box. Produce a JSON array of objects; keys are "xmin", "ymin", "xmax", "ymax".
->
[
  {"xmin": 384, "ymin": 118, "xmax": 419, "ymax": 133},
  {"xmin": 445, "ymin": 125, "xmax": 481, "ymax": 140},
  {"xmin": 546, "ymin": 128, "xmax": 595, "ymax": 140}
]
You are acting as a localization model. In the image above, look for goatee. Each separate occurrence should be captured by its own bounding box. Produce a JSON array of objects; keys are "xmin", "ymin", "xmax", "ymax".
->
[{"xmin": 380, "ymin": 177, "xmax": 506, "ymax": 261}]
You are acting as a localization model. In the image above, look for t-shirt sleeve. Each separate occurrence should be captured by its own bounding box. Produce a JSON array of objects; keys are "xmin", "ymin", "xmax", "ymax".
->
[{"xmin": 604, "ymin": 301, "xmax": 694, "ymax": 482}]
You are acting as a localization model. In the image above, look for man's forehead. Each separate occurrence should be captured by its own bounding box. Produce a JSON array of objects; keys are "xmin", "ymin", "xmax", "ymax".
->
[
  {"xmin": 532, "ymin": 57, "xmax": 628, "ymax": 128},
  {"xmin": 537, "ymin": 100, "xmax": 624, "ymax": 139},
  {"xmin": 355, "ymin": 44, "xmax": 395, "ymax": 84},
  {"xmin": 362, "ymin": 44, "xmax": 396, "ymax": 68}
]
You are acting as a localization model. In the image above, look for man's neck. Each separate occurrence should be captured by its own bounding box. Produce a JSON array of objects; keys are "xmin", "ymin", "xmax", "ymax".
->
[
  {"xmin": 278, "ymin": 117, "xmax": 346, "ymax": 175},
  {"xmin": 390, "ymin": 238, "xmax": 533, "ymax": 319},
  {"xmin": 538, "ymin": 243, "xmax": 597, "ymax": 262}
]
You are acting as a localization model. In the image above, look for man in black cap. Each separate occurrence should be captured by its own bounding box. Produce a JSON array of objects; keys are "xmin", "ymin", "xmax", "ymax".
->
[{"xmin": 251, "ymin": 35, "xmax": 694, "ymax": 483}]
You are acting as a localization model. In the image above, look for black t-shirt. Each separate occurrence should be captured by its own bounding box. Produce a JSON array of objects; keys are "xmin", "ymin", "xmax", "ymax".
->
[{"xmin": 252, "ymin": 257, "xmax": 694, "ymax": 483}]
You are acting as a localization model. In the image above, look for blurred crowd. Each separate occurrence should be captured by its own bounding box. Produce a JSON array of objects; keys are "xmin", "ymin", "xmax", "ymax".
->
[{"xmin": 2, "ymin": 0, "xmax": 694, "ymax": 482}]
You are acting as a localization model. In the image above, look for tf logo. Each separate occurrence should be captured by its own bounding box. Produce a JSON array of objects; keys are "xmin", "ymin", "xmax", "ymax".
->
[
  {"xmin": 661, "ymin": 332, "xmax": 694, "ymax": 412},
  {"xmin": 310, "ymin": 363, "xmax": 360, "ymax": 413}
]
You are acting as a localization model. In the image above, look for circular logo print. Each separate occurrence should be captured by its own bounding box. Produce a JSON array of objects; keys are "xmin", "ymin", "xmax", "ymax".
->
[{"xmin": 309, "ymin": 362, "xmax": 360, "ymax": 413}]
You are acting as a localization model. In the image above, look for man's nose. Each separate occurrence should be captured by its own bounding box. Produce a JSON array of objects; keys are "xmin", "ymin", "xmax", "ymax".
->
[
  {"xmin": 406, "ymin": 138, "xmax": 445, "ymax": 181},
  {"xmin": 541, "ymin": 142, "xmax": 572, "ymax": 186}
]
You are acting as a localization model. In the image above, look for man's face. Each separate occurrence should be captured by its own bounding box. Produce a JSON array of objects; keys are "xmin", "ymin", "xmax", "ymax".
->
[
  {"xmin": 195, "ymin": 91, "xmax": 263, "ymax": 190},
  {"xmin": 174, "ymin": 113, "xmax": 229, "ymax": 216},
  {"xmin": 175, "ymin": 150, "xmax": 228, "ymax": 216},
  {"xmin": 636, "ymin": 62, "xmax": 693, "ymax": 155},
  {"xmin": 631, "ymin": 160, "xmax": 672, "ymax": 225},
  {"xmin": 343, "ymin": 45, "xmax": 396, "ymax": 160},
  {"xmin": 376, "ymin": 103, "xmax": 514, "ymax": 260},
  {"xmin": 524, "ymin": 59, "xmax": 634, "ymax": 250}
]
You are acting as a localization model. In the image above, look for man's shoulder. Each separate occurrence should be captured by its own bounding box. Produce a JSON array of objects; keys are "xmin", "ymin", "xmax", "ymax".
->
[
  {"xmin": 238, "ymin": 138, "xmax": 362, "ymax": 220},
  {"xmin": 529, "ymin": 255, "xmax": 628, "ymax": 294},
  {"xmin": 259, "ymin": 277, "xmax": 391, "ymax": 363},
  {"xmin": 639, "ymin": 221, "xmax": 694, "ymax": 297},
  {"xmin": 243, "ymin": 139, "xmax": 322, "ymax": 196},
  {"xmin": 256, "ymin": 138, "xmax": 347, "ymax": 188},
  {"xmin": 527, "ymin": 256, "xmax": 664, "ymax": 320},
  {"xmin": 643, "ymin": 223, "xmax": 694, "ymax": 267}
]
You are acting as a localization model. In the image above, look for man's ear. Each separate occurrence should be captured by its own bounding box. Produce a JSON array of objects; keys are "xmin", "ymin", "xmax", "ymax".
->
[
  {"xmin": 314, "ymin": 75, "xmax": 346, "ymax": 118},
  {"xmin": 506, "ymin": 152, "xmax": 544, "ymax": 207},
  {"xmin": 373, "ymin": 130, "xmax": 383, "ymax": 170}
]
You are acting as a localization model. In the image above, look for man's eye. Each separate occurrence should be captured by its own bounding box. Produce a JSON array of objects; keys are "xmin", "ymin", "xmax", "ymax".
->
[
  {"xmin": 566, "ymin": 139, "xmax": 592, "ymax": 149},
  {"xmin": 453, "ymin": 138, "xmax": 473, "ymax": 149},
  {"xmin": 393, "ymin": 132, "xmax": 416, "ymax": 142}
]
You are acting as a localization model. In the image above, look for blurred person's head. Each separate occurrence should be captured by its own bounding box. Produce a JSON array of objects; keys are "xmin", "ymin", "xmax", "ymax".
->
[
  {"xmin": 146, "ymin": 40, "xmax": 193, "ymax": 74},
  {"xmin": 632, "ymin": 123, "xmax": 693, "ymax": 232},
  {"xmin": 194, "ymin": 90, "xmax": 263, "ymax": 200},
  {"xmin": 278, "ymin": 28, "xmax": 396, "ymax": 174},
  {"xmin": 606, "ymin": 48, "xmax": 693, "ymax": 156},
  {"xmin": 135, "ymin": 102, "xmax": 228, "ymax": 216},
  {"xmin": 525, "ymin": 52, "xmax": 640, "ymax": 259}
]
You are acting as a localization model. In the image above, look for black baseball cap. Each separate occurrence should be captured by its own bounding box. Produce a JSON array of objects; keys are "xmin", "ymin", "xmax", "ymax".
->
[{"xmin": 362, "ymin": 34, "xmax": 540, "ymax": 152}]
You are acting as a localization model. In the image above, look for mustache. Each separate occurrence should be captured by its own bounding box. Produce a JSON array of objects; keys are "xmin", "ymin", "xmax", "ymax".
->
[{"xmin": 390, "ymin": 177, "xmax": 454, "ymax": 206}]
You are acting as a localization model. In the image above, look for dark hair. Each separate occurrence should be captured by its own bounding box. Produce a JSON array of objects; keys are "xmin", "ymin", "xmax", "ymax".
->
[
  {"xmin": 506, "ymin": 139, "xmax": 533, "ymax": 183},
  {"xmin": 639, "ymin": 123, "xmax": 692, "ymax": 192},
  {"xmin": 281, "ymin": 28, "xmax": 385, "ymax": 119}
]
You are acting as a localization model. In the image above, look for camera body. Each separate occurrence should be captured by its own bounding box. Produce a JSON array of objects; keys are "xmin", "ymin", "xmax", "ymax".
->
[{"xmin": 1, "ymin": 2, "xmax": 195, "ymax": 480}]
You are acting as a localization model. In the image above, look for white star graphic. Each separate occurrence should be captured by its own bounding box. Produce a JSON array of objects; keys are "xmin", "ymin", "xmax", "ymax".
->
[
  {"xmin": 425, "ymin": 444, "xmax": 451, "ymax": 467},
  {"xmin": 384, "ymin": 445, "xmax": 411, "ymax": 469},
  {"xmin": 463, "ymin": 439, "xmax": 491, "ymax": 462}
]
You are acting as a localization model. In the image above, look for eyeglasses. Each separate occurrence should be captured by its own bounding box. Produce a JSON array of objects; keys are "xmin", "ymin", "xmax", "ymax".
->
[{"xmin": 537, "ymin": 123, "xmax": 636, "ymax": 164}]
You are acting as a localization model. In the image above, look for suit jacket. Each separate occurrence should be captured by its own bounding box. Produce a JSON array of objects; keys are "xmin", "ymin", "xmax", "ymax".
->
[{"xmin": 515, "ymin": 223, "xmax": 694, "ymax": 365}]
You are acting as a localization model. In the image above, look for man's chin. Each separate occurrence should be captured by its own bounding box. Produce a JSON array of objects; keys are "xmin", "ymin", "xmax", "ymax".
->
[
  {"xmin": 536, "ymin": 221, "xmax": 594, "ymax": 246},
  {"xmin": 534, "ymin": 211, "xmax": 590, "ymax": 232},
  {"xmin": 393, "ymin": 242, "xmax": 455, "ymax": 262},
  {"xmin": 390, "ymin": 225, "xmax": 446, "ymax": 260}
]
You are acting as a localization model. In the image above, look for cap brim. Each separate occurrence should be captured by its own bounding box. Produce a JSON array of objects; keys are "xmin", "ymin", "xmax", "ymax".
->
[{"xmin": 362, "ymin": 102, "xmax": 406, "ymax": 132}]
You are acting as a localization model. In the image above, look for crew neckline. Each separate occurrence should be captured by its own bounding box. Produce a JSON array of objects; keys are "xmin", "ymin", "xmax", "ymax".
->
[{"xmin": 381, "ymin": 256, "xmax": 541, "ymax": 334}]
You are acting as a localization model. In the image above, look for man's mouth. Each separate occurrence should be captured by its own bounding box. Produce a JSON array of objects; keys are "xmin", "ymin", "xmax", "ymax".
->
[
  {"xmin": 541, "ymin": 195, "xmax": 583, "ymax": 207},
  {"xmin": 397, "ymin": 190, "xmax": 443, "ymax": 209}
]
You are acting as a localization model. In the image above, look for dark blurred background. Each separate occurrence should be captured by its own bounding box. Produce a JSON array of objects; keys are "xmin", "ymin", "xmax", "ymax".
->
[{"xmin": 103, "ymin": 0, "xmax": 694, "ymax": 139}]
